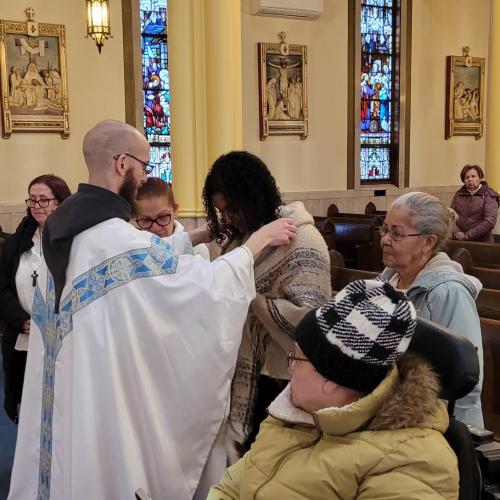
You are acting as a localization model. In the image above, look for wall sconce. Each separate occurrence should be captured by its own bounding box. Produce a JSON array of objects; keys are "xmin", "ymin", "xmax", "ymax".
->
[{"xmin": 86, "ymin": 0, "xmax": 112, "ymax": 53}]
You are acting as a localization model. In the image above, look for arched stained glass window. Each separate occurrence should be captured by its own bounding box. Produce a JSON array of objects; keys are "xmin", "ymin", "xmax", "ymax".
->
[
  {"xmin": 359, "ymin": 0, "xmax": 400, "ymax": 183},
  {"xmin": 140, "ymin": 0, "xmax": 172, "ymax": 181}
]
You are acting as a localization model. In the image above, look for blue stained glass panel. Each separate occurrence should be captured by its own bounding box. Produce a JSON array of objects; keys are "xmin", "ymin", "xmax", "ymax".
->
[
  {"xmin": 149, "ymin": 145, "xmax": 172, "ymax": 182},
  {"xmin": 360, "ymin": 147, "xmax": 390, "ymax": 181},
  {"xmin": 360, "ymin": 0, "xmax": 396, "ymax": 182},
  {"xmin": 362, "ymin": 0, "xmax": 393, "ymax": 6},
  {"xmin": 140, "ymin": 1, "xmax": 167, "ymax": 34},
  {"xmin": 140, "ymin": 0, "xmax": 170, "ymax": 181}
]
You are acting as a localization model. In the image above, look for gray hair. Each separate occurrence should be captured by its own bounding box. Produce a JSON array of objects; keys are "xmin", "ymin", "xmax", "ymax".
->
[{"xmin": 391, "ymin": 192, "xmax": 453, "ymax": 251}]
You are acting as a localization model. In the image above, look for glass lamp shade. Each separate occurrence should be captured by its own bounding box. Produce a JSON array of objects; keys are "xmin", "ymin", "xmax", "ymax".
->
[{"xmin": 86, "ymin": 0, "xmax": 111, "ymax": 53}]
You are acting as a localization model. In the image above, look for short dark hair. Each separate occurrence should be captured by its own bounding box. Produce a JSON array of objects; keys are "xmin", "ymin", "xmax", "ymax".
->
[
  {"xmin": 202, "ymin": 151, "xmax": 283, "ymax": 243},
  {"xmin": 132, "ymin": 177, "xmax": 177, "ymax": 216},
  {"xmin": 460, "ymin": 164, "xmax": 484, "ymax": 182}
]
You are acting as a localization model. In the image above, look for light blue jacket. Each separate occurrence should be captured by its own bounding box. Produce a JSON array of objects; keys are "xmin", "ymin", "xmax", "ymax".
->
[{"xmin": 380, "ymin": 252, "xmax": 484, "ymax": 428}]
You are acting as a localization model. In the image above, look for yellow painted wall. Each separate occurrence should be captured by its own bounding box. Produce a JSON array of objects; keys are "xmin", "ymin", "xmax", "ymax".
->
[
  {"xmin": 0, "ymin": 0, "xmax": 493, "ymax": 203},
  {"xmin": 410, "ymin": 0, "xmax": 491, "ymax": 187},
  {"xmin": 241, "ymin": 0, "xmax": 348, "ymax": 192},
  {"xmin": 0, "ymin": 1, "xmax": 125, "ymax": 203},
  {"xmin": 241, "ymin": 0, "xmax": 492, "ymax": 192}
]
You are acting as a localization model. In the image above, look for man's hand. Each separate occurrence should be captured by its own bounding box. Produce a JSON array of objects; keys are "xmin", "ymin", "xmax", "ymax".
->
[
  {"xmin": 245, "ymin": 218, "xmax": 297, "ymax": 258},
  {"xmin": 188, "ymin": 224, "xmax": 213, "ymax": 246},
  {"xmin": 22, "ymin": 319, "xmax": 30, "ymax": 335}
]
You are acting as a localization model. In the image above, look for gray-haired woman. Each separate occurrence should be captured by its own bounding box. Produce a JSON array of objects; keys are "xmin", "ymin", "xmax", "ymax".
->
[{"xmin": 378, "ymin": 191, "xmax": 483, "ymax": 427}]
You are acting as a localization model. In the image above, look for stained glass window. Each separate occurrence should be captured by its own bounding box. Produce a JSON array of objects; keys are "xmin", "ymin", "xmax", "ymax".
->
[
  {"xmin": 359, "ymin": 0, "xmax": 399, "ymax": 182},
  {"xmin": 140, "ymin": 0, "xmax": 171, "ymax": 182}
]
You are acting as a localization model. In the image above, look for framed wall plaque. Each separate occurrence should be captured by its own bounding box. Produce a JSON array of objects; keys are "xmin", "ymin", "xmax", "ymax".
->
[
  {"xmin": 258, "ymin": 31, "xmax": 308, "ymax": 140},
  {"xmin": 0, "ymin": 8, "xmax": 70, "ymax": 138},
  {"xmin": 445, "ymin": 47, "xmax": 484, "ymax": 140}
]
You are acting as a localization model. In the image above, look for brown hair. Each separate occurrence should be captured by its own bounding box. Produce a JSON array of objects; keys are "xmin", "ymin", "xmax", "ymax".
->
[
  {"xmin": 27, "ymin": 174, "xmax": 71, "ymax": 217},
  {"xmin": 132, "ymin": 177, "xmax": 177, "ymax": 216},
  {"xmin": 28, "ymin": 174, "xmax": 71, "ymax": 203},
  {"xmin": 460, "ymin": 164, "xmax": 484, "ymax": 182}
]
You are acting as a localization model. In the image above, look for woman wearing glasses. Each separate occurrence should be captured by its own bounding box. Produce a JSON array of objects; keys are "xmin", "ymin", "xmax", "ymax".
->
[
  {"xmin": 378, "ymin": 191, "xmax": 483, "ymax": 428},
  {"xmin": 132, "ymin": 177, "xmax": 210, "ymax": 259},
  {"xmin": 0, "ymin": 174, "xmax": 71, "ymax": 423}
]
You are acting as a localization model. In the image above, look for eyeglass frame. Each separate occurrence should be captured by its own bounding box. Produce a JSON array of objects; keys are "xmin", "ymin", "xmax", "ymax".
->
[
  {"xmin": 25, "ymin": 198, "xmax": 57, "ymax": 208},
  {"xmin": 113, "ymin": 153, "xmax": 155, "ymax": 175},
  {"xmin": 377, "ymin": 224, "xmax": 427, "ymax": 242},
  {"xmin": 287, "ymin": 351, "xmax": 309, "ymax": 373},
  {"xmin": 135, "ymin": 212, "xmax": 173, "ymax": 230}
]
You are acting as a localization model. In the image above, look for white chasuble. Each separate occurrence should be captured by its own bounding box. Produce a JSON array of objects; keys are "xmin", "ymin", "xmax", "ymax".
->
[{"xmin": 8, "ymin": 219, "xmax": 255, "ymax": 500}]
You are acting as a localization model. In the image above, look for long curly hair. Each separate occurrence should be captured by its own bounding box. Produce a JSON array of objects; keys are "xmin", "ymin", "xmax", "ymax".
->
[{"xmin": 202, "ymin": 151, "xmax": 283, "ymax": 244}]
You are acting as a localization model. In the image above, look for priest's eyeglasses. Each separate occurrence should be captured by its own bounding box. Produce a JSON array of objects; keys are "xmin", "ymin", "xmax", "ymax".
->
[
  {"xmin": 377, "ymin": 224, "xmax": 426, "ymax": 242},
  {"xmin": 287, "ymin": 351, "xmax": 309, "ymax": 373},
  {"xmin": 113, "ymin": 153, "xmax": 155, "ymax": 175},
  {"xmin": 25, "ymin": 198, "xmax": 56, "ymax": 208},
  {"xmin": 136, "ymin": 213, "xmax": 172, "ymax": 230}
]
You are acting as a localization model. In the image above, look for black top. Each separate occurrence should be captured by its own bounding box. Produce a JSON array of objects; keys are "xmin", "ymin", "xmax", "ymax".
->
[
  {"xmin": 0, "ymin": 215, "xmax": 37, "ymax": 332},
  {"xmin": 43, "ymin": 183, "xmax": 132, "ymax": 310}
]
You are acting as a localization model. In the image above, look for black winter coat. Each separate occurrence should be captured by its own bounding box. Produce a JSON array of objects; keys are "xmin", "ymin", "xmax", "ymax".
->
[{"xmin": 0, "ymin": 215, "xmax": 37, "ymax": 422}]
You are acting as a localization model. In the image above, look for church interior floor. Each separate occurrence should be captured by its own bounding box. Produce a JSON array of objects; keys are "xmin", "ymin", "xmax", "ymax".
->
[{"xmin": 0, "ymin": 349, "xmax": 16, "ymax": 500}]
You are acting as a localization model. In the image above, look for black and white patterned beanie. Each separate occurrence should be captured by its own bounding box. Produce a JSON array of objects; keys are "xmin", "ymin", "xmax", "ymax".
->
[{"xmin": 294, "ymin": 279, "xmax": 417, "ymax": 393}]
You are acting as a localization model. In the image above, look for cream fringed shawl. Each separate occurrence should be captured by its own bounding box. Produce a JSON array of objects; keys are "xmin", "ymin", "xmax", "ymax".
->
[{"xmin": 224, "ymin": 201, "xmax": 332, "ymax": 459}]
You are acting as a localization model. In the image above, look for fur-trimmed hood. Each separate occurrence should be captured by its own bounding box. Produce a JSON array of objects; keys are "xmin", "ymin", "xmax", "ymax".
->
[{"xmin": 269, "ymin": 353, "xmax": 448, "ymax": 435}]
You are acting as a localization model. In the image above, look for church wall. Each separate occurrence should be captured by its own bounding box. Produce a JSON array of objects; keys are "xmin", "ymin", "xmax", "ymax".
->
[
  {"xmin": 240, "ymin": 0, "xmax": 348, "ymax": 193},
  {"xmin": 241, "ymin": 0, "xmax": 491, "ymax": 203},
  {"xmin": 410, "ymin": 0, "xmax": 491, "ymax": 187},
  {"xmin": 0, "ymin": 1, "xmax": 125, "ymax": 229}
]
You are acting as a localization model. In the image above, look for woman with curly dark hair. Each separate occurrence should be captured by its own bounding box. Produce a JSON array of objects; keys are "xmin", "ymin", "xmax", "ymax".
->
[
  {"xmin": 203, "ymin": 151, "xmax": 331, "ymax": 462},
  {"xmin": 203, "ymin": 151, "xmax": 283, "ymax": 245}
]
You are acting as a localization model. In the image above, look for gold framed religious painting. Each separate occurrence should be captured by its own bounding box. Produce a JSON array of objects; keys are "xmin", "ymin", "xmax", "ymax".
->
[
  {"xmin": 445, "ymin": 47, "xmax": 485, "ymax": 140},
  {"xmin": 258, "ymin": 32, "xmax": 308, "ymax": 140},
  {"xmin": 0, "ymin": 8, "xmax": 70, "ymax": 138}
]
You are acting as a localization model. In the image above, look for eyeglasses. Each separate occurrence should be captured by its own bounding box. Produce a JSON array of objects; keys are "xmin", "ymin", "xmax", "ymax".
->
[
  {"xmin": 287, "ymin": 351, "xmax": 309, "ymax": 373},
  {"xmin": 377, "ymin": 224, "xmax": 426, "ymax": 242},
  {"xmin": 113, "ymin": 153, "xmax": 155, "ymax": 175},
  {"xmin": 136, "ymin": 213, "xmax": 172, "ymax": 230},
  {"xmin": 25, "ymin": 198, "xmax": 56, "ymax": 208}
]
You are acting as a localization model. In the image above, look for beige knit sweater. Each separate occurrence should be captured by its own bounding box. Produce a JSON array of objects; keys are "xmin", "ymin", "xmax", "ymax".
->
[{"xmin": 223, "ymin": 201, "xmax": 331, "ymax": 456}]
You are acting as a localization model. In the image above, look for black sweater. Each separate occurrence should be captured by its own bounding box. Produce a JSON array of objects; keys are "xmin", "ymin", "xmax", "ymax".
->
[{"xmin": 0, "ymin": 216, "xmax": 37, "ymax": 336}]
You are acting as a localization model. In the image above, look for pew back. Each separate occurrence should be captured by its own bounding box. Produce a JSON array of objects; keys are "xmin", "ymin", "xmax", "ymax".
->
[
  {"xmin": 313, "ymin": 217, "xmax": 336, "ymax": 250},
  {"xmin": 480, "ymin": 317, "xmax": 500, "ymax": 438},
  {"xmin": 446, "ymin": 240, "xmax": 500, "ymax": 269}
]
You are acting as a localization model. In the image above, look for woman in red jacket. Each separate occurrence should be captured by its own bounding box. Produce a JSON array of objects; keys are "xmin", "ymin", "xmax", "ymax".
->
[{"xmin": 451, "ymin": 164, "xmax": 499, "ymax": 242}]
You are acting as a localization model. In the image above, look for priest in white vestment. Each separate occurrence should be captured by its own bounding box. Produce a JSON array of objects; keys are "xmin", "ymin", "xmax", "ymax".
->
[{"xmin": 8, "ymin": 120, "xmax": 296, "ymax": 500}]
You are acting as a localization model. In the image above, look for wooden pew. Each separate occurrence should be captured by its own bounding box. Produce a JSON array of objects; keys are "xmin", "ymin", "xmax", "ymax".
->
[
  {"xmin": 313, "ymin": 217, "xmax": 336, "ymax": 250},
  {"xmin": 445, "ymin": 240, "xmax": 500, "ymax": 269},
  {"xmin": 315, "ymin": 216, "xmax": 383, "ymax": 270},
  {"xmin": 481, "ymin": 317, "xmax": 500, "ymax": 438},
  {"xmin": 330, "ymin": 263, "xmax": 377, "ymax": 291},
  {"xmin": 476, "ymin": 289, "xmax": 500, "ymax": 321},
  {"xmin": 450, "ymin": 247, "xmax": 500, "ymax": 291},
  {"xmin": 365, "ymin": 201, "xmax": 387, "ymax": 216},
  {"xmin": 327, "ymin": 203, "xmax": 385, "ymax": 224},
  {"xmin": 331, "ymin": 217, "xmax": 383, "ymax": 271}
]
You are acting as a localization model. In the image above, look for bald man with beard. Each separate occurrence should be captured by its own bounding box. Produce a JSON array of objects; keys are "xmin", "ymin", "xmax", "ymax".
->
[{"xmin": 8, "ymin": 120, "xmax": 296, "ymax": 500}]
